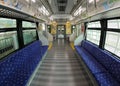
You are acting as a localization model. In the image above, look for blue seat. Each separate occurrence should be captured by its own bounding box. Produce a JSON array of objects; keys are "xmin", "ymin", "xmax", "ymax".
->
[
  {"xmin": 75, "ymin": 46, "xmax": 106, "ymax": 74},
  {"xmin": 95, "ymin": 73, "xmax": 119, "ymax": 86},
  {"xmin": 41, "ymin": 46, "xmax": 48, "ymax": 56},
  {"xmin": 75, "ymin": 40, "xmax": 120, "ymax": 85},
  {"xmin": 0, "ymin": 40, "xmax": 48, "ymax": 86}
]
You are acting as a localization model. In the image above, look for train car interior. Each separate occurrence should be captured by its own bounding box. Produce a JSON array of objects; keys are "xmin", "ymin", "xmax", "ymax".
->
[{"xmin": 0, "ymin": 0, "xmax": 120, "ymax": 86}]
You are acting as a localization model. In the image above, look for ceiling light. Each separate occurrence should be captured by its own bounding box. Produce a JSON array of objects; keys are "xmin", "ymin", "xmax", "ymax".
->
[
  {"xmin": 38, "ymin": 5, "xmax": 50, "ymax": 16},
  {"xmin": 74, "ymin": 6, "xmax": 86, "ymax": 16},
  {"xmin": 31, "ymin": 0, "xmax": 36, "ymax": 3},
  {"xmin": 26, "ymin": 0, "xmax": 29, "ymax": 2},
  {"xmin": 89, "ymin": 0, "xmax": 94, "ymax": 3},
  {"xmin": 89, "ymin": 0, "xmax": 99, "ymax": 3}
]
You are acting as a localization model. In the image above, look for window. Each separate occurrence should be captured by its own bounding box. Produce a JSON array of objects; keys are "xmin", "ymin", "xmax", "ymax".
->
[
  {"xmin": 86, "ymin": 21, "xmax": 101, "ymax": 45},
  {"xmin": 23, "ymin": 30, "xmax": 37, "ymax": 45},
  {"xmin": 88, "ymin": 21, "xmax": 101, "ymax": 28},
  {"xmin": 108, "ymin": 19, "xmax": 120, "ymax": 29},
  {"xmin": 105, "ymin": 19, "xmax": 120, "ymax": 57},
  {"xmin": 0, "ymin": 31, "xmax": 18, "ymax": 59},
  {"xmin": 22, "ymin": 21, "xmax": 36, "ymax": 28},
  {"xmin": 105, "ymin": 31, "xmax": 120, "ymax": 56},
  {"xmin": 0, "ymin": 18, "xmax": 16, "ymax": 28},
  {"xmin": 86, "ymin": 30, "xmax": 101, "ymax": 45}
]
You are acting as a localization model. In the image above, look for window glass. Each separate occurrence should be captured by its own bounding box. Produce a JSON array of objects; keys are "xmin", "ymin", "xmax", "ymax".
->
[
  {"xmin": 23, "ymin": 30, "xmax": 37, "ymax": 45},
  {"xmin": 86, "ymin": 30, "xmax": 101, "ymax": 45},
  {"xmin": 0, "ymin": 18, "xmax": 16, "ymax": 28},
  {"xmin": 105, "ymin": 31, "xmax": 120, "ymax": 56},
  {"xmin": 87, "ymin": 21, "xmax": 101, "ymax": 28},
  {"xmin": 0, "ymin": 31, "xmax": 18, "ymax": 59},
  {"xmin": 22, "ymin": 21, "xmax": 36, "ymax": 28},
  {"xmin": 108, "ymin": 19, "xmax": 120, "ymax": 29}
]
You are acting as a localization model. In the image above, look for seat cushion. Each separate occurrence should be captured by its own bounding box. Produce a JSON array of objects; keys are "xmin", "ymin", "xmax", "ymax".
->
[
  {"xmin": 80, "ymin": 40, "xmax": 120, "ymax": 83},
  {"xmin": 41, "ymin": 46, "xmax": 48, "ymax": 56},
  {"xmin": 75, "ymin": 46, "xmax": 106, "ymax": 74},
  {"xmin": 108, "ymin": 58, "xmax": 120, "ymax": 83},
  {"xmin": 95, "ymin": 73, "xmax": 120, "ymax": 86},
  {"xmin": 0, "ymin": 41, "xmax": 46, "ymax": 86}
]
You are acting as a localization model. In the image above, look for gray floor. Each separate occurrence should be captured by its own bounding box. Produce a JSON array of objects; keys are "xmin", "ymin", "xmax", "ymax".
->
[{"xmin": 30, "ymin": 39, "xmax": 93, "ymax": 86}]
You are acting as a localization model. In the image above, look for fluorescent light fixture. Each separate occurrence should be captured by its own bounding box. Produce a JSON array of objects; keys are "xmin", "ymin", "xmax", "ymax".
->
[
  {"xmin": 89, "ymin": 0, "xmax": 94, "ymax": 3},
  {"xmin": 26, "ymin": 0, "xmax": 29, "ymax": 2},
  {"xmin": 38, "ymin": 5, "xmax": 50, "ymax": 16},
  {"xmin": 89, "ymin": 0, "xmax": 99, "ymax": 3},
  {"xmin": 74, "ymin": 6, "xmax": 86, "ymax": 16},
  {"xmin": 31, "ymin": 0, "xmax": 36, "ymax": 3}
]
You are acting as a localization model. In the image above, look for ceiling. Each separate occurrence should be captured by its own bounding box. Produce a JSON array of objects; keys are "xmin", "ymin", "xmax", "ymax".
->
[
  {"xmin": 47, "ymin": 0, "xmax": 81, "ymax": 23},
  {"xmin": 48, "ymin": 0, "xmax": 75, "ymax": 14},
  {"xmin": 15, "ymin": 0, "xmax": 82, "ymax": 23}
]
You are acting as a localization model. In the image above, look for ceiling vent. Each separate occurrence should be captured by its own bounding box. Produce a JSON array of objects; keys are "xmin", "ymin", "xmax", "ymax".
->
[{"xmin": 57, "ymin": 0, "xmax": 67, "ymax": 12}]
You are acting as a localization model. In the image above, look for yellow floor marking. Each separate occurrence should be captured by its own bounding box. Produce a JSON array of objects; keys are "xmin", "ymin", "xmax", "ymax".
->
[
  {"xmin": 70, "ymin": 42, "xmax": 75, "ymax": 50},
  {"xmin": 48, "ymin": 42, "xmax": 53, "ymax": 50}
]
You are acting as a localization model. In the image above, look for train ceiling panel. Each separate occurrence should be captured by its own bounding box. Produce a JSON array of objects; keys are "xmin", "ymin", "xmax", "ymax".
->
[
  {"xmin": 57, "ymin": 0, "xmax": 67, "ymax": 12},
  {"xmin": 48, "ymin": 0, "xmax": 79, "ymax": 14}
]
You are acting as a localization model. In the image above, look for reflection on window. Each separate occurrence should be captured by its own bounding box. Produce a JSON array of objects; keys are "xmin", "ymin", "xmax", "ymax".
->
[
  {"xmin": 0, "ymin": 31, "xmax": 18, "ymax": 59},
  {"xmin": 0, "ymin": 18, "xmax": 16, "ymax": 28},
  {"xmin": 22, "ymin": 21, "xmax": 36, "ymax": 28},
  {"xmin": 105, "ymin": 32, "xmax": 120, "ymax": 56},
  {"xmin": 23, "ymin": 30, "xmax": 37, "ymax": 45},
  {"xmin": 88, "ymin": 21, "xmax": 101, "ymax": 28},
  {"xmin": 86, "ymin": 30, "xmax": 101, "ymax": 45}
]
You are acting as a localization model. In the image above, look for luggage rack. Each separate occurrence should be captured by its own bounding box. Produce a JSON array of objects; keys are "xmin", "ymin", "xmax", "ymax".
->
[{"xmin": 0, "ymin": 4, "xmax": 44, "ymax": 23}]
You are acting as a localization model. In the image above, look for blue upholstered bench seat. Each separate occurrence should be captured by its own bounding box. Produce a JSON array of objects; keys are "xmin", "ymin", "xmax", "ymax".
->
[
  {"xmin": 41, "ymin": 46, "xmax": 48, "ymax": 56},
  {"xmin": 0, "ymin": 41, "xmax": 48, "ymax": 86},
  {"xmin": 75, "ymin": 47, "xmax": 106, "ymax": 74},
  {"xmin": 95, "ymin": 73, "xmax": 120, "ymax": 86},
  {"xmin": 75, "ymin": 40, "xmax": 120, "ymax": 86}
]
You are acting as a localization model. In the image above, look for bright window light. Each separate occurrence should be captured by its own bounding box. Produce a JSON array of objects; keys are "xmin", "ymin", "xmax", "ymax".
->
[
  {"xmin": 31, "ymin": 0, "xmax": 36, "ymax": 3},
  {"xmin": 42, "ymin": 23, "xmax": 46, "ymax": 31}
]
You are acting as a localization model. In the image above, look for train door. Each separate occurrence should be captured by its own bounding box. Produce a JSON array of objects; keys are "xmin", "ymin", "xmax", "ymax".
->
[{"xmin": 57, "ymin": 25, "xmax": 66, "ymax": 39}]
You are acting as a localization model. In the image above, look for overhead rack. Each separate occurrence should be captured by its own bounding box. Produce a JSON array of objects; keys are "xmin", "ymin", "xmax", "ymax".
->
[
  {"xmin": 0, "ymin": 4, "xmax": 44, "ymax": 23},
  {"xmin": 77, "ymin": 6, "xmax": 120, "ymax": 23}
]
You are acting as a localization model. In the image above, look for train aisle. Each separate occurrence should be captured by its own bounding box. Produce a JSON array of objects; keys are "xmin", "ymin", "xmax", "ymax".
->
[{"xmin": 29, "ymin": 39, "xmax": 94, "ymax": 86}]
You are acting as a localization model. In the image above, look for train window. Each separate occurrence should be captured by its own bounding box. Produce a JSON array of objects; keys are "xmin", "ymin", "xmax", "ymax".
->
[
  {"xmin": 22, "ymin": 21, "xmax": 36, "ymax": 28},
  {"xmin": 0, "ymin": 18, "xmax": 16, "ymax": 28},
  {"xmin": 86, "ymin": 30, "xmax": 101, "ymax": 45},
  {"xmin": 23, "ymin": 30, "xmax": 37, "ymax": 45},
  {"xmin": 0, "ymin": 31, "xmax": 19, "ymax": 59},
  {"xmin": 87, "ymin": 21, "xmax": 101, "ymax": 28},
  {"xmin": 108, "ymin": 19, "xmax": 120, "ymax": 29},
  {"xmin": 105, "ymin": 31, "xmax": 120, "ymax": 56}
]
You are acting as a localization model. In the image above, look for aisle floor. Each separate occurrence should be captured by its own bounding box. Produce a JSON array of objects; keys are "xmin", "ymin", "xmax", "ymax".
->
[{"xmin": 30, "ymin": 39, "xmax": 94, "ymax": 86}]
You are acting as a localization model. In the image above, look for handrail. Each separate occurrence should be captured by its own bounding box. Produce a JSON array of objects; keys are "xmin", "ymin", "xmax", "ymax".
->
[{"xmin": 77, "ymin": 6, "xmax": 120, "ymax": 23}]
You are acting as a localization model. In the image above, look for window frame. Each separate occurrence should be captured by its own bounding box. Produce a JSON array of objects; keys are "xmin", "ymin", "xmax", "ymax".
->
[
  {"xmin": 86, "ymin": 21, "xmax": 102, "ymax": 46},
  {"xmin": 0, "ymin": 18, "xmax": 39, "ymax": 60},
  {"xmin": 85, "ymin": 18, "xmax": 120, "ymax": 58}
]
